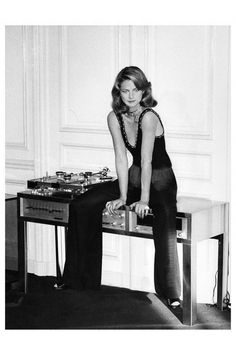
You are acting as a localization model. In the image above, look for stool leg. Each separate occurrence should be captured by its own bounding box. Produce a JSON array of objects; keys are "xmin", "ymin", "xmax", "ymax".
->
[
  {"xmin": 182, "ymin": 242, "xmax": 197, "ymax": 326},
  {"xmin": 182, "ymin": 215, "xmax": 197, "ymax": 326},
  {"xmin": 217, "ymin": 203, "xmax": 230, "ymax": 309},
  {"xmin": 217, "ymin": 234, "xmax": 224, "ymax": 309}
]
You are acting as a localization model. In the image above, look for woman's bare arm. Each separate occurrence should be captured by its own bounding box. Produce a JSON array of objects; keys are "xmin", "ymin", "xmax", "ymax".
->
[
  {"xmin": 107, "ymin": 111, "xmax": 128, "ymax": 209},
  {"xmin": 130, "ymin": 111, "xmax": 163, "ymax": 217}
]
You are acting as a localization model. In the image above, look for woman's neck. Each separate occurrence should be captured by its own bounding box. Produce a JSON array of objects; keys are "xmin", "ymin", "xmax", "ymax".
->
[
  {"xmin": 128, "ymin": 105, "xmax": 142, "ymax": 114},
  {"xmin": 125, "ymin": 105, "xmax": 142, "ymax": 123}
]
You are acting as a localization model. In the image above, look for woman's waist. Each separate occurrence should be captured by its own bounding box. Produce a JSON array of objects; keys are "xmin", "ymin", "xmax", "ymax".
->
[
  {"xmin": 128, "ymin": 164, "xmax": 176, "ymax": 185},
  {"xmin": 131, "ymin": 150, "xmax": 172, "ymax": 169},
  {"xmin": 132, "ymin": 158, "xmax": 172, "ymax": 169},
  {"xmin": 129, "ymin": 164, "xmax": 174, "ymax": 173}
]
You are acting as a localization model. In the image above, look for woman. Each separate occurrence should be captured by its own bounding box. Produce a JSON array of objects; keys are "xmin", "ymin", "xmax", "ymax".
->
[{"xmin": 61, "ymin": 66, "xmax": 181, "ymax": 307}]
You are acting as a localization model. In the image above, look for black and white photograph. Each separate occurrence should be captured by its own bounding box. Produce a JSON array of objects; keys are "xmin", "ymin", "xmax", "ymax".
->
[{"xmin": 2, "ymin": 0, "xmax": 234, "ymax": 354}]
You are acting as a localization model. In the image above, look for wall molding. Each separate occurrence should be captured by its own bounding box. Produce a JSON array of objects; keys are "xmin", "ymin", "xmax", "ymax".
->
[
  {"xmin": 5, "ymin": 179, "xmax": 26, "ymax": 186},
  {"xmin": 32, "ymin": 26, "xmax": 50, "ymax": 176},
  {"xmin": 6, "ymin": 158, "xmax": 34, "ymax": 170},
  {"xmin": 23, "ymin": 26, "xmax": 56, "ymax": 277},
  {"xmin": 61, "ymin": 142, "xmax": 113, "ymax": 151},
  {"xmin": 169, "ymin": 150, "xmax": 212, "ymax": 181},
  {"xmin": 166, "ymin": 132, "xmax": 213, "ymax": 140},
  {"xmin": 6, "ymin": 26, "xmax": 29, "ymax": 151},
  {"xmin": 59, "ymin": 125, "xmax": 110, "ymax": 135},
  {"xmin": 129, "ymin": 26, "xmax": 150, "ymax": 74}
]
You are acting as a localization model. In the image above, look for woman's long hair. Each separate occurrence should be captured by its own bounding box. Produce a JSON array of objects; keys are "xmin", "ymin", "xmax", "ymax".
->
[{"xmin": 111, "ymin": 66, "xmax": 157, "ymax": 115}]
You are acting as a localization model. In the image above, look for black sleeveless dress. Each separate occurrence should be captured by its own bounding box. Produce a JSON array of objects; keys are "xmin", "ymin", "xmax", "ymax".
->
[{"xmin": 117, "ymin": 108, "xmax": 172, "ymax": 169}]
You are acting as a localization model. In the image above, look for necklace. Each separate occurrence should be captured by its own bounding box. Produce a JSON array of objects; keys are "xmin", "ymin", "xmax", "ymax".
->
[{"xmin": 124, "ymin": 107, "xmax": 142, "ymax": 123}]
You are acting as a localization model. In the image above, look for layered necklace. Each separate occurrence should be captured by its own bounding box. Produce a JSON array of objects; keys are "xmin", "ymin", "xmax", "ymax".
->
[{"xmin": 124, "ymin": 106, "xmax": 143, "ymax": 123}]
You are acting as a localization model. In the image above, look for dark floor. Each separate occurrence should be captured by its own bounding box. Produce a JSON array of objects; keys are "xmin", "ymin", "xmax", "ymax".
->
[{"xmin": 5, "ymin": 270, "xmax": 231, "ymax": 330}]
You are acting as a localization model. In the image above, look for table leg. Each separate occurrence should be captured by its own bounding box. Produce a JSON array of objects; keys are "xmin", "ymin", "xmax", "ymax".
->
[
  {"xmin": 17, "ymin": 197, "xmax": 27, "ymax": 293},
  {"xmin": 55, "ymin": 226, "xmax": 62, "ymax": 285},
  {"xmin": 64, "ymin": 226, "xmax": 68, "ymax": 253}
]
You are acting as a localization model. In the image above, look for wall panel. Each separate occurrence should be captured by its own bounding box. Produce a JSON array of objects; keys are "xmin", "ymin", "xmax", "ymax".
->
[
  {"xmin": 5, "ymin": 27, "xmax": 26, "ymax": 148},
  {"xmin": 60, "ymin": 143, "xmax": 115, "ymax": 173},
  {"xmin": 5, "ymin": 26, "xmax": 34, "ymax": 161},
  {"xmin": 59, "ymin": 26, "xmax": 119, "ymax": 133},
  {"xmin": 153, "ymin": 26, "xmax": 213, "ymax": 139}
]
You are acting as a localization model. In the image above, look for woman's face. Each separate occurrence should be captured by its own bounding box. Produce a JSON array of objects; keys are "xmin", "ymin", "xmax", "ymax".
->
[{"xmin": 120, "ymin": 80, "xmax": 143, "ymax": 109}]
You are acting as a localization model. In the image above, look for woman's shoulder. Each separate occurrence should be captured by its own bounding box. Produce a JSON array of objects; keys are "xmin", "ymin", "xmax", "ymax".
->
[
  {"xmin": 107, "ymin": 110, "xmax": 121, "ymax": 120},
  {"xmin": 107, "ymin": 110, "xmax": 117, "ymax": 122},
  {"xmin": 140, "ymin": 108, "xmax": 164, "ymax": 135},
  {"xmin": 107, "ymin": 110, "xmax": 116, "ymax": 118},
  {"xmin": 140, "ymin": 107, "xmax": 161, "ymax": 121},
  {"xmin": 107, "ymin": 110, "xmax": 120, "ymax": 128}
]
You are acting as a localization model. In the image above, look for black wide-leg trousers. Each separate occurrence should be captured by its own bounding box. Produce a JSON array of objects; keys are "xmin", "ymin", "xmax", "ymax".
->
[{"xmin": 62, "ymin": 165, "xmax": 181, "ymax": 298}]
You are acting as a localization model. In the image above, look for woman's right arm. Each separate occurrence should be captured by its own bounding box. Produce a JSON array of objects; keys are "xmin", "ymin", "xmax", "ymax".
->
[{"xmin": 107, "ymin": 111, "xmax": 128, "ymax": 205}]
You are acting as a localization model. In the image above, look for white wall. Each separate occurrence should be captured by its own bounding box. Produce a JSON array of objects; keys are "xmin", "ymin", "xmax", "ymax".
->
[{"xmin": 5, "ymin": 25, "xmax": 230, "ymax": 303}]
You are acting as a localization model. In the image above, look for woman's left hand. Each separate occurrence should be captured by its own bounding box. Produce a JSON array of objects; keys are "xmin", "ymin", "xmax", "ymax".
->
[
  {"xmin": 129, "ymin": 201, "xmax": 150, "ymax": 219},
  {"xmin": 105, "ymin": 198, "xmax": 126, "ymax": 216}
]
